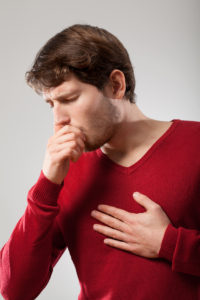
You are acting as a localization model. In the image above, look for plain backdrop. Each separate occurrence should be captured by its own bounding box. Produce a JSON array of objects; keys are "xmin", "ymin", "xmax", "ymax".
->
[{"xmin": 0, "ymin": 0, "xmax": 199, "ymax": 299}]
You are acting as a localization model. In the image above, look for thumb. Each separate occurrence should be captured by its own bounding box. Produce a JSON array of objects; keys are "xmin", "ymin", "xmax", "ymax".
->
[
  {"xmin": 54, "ymin": 124, "xmax": 63, "ymax": 134},
  {"xmin": 133, "ymin": 192, "xmax": 156, "ymax": 210}
]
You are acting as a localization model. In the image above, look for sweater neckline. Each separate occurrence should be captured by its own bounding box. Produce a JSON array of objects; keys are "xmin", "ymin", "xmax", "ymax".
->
[{"xmin": 95, "ymin": 119, "xmax": 181, "ymax": 175}]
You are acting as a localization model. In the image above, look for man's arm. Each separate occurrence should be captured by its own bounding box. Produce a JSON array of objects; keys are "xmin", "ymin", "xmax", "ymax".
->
[
  {"xmin": 0, "ymin": 123, "xmax": 86, "ymax": 299},
  {"xmin": 158, "ymin": 223, "xmax": 200, "ymax": 277},
  {"xmin": 0, "ymin": 171, "xmax": 67, "ymax": 300}
]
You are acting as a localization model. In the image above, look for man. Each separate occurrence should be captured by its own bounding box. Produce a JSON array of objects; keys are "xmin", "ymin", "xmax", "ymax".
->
[{"xmin": 0, "ymin": 24, "xmax": 199, "ymax": 300}]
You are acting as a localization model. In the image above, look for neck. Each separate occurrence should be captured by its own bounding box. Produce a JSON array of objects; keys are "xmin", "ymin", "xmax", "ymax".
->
[{"xmin": 101, "ymin": 102, "xmax": 162, "ymax": 156}]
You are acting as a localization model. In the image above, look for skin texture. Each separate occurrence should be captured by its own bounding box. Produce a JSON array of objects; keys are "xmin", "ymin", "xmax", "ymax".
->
[
  {"xmin": 44, "ymin": 73, "xmax": 121, "ymax": 153},
  {"xmin": 42, "ymin": 69, "xmax": 172, "ymax": 258}
]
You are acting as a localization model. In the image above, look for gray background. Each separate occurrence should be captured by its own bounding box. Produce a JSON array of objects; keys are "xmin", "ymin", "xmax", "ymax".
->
[{"xmin": 0, "ymin": 0, "xmax": 199, "ymax": 299}]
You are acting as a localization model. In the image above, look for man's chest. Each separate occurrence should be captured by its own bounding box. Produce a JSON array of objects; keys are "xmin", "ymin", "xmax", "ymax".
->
[{"xmin": 59, "ymin": 157, "xmax": 200, "ymax": 244}]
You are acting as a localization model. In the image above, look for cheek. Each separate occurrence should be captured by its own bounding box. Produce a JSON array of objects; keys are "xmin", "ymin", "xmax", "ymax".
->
[
  {"xmin": 76, "ymin": 102, "xmax": 100, "ymax": 123},
  {"xmin": 71, "ymin": 93, "xmax": 106, "ymax": 128}
]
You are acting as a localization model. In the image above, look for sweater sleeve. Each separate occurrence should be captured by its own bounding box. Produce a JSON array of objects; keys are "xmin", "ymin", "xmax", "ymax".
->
[
  {"xmin": 0, "ymin": 170, "xmax": 68, "ymax": 300},
  {"xmin": 158, "ymin": 223, "xmax": 200, "ymax": 277}
]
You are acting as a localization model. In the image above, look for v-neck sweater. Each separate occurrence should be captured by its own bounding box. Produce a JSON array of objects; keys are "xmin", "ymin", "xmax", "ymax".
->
[
  {"xmin": 96, "ymin": 119, "xmax": 179, "ymax": 175},
  {"xmin": 0, "ymin": 118, "xmax": 200, "ymax": 300}
]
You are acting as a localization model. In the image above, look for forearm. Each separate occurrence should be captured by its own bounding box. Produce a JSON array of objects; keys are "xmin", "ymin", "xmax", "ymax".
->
[
  {"xmin": 158, "ymin": 223, "xmax": 200, "ymax": 277},
  {"xmin": 0, "ymin": 171, "xmax": 64, "ymax": 300}
]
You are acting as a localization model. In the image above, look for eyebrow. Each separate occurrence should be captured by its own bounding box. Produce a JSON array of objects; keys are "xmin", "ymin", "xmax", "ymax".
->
[{"xmin": 44, "ymin": 90, "xmax": 78, "ymax": 102}]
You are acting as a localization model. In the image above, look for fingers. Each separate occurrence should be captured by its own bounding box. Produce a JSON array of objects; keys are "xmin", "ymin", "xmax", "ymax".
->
[
  {"xmin": 55, "ymin": 147, "xmax": 81, "ymax": 163},
  {"xmin": 43, "ymin": 123, "xmax": 86, "ymax": 184},
  {"xmin": 91, "ymin": 209, "xmax": 129, "ymax": 233},
  {"xmin": 50, "ymin": 137, "xmax": 85, "ymax": 153},
  {"xmin": 55, "ymin": 132, "xmax": 85, "ymax": 149},
  {"xmin": 93, "ymin": 224, "xmax": 129, "ymax": 243},
  {"xmin": 54, "ymin": 124, "xmax": 86, "ymax": 141},
  {"xmin": 96, "ymin": 204, "xmax": 133, "ymax": 224},
  {"xmin": 50, "ymin": 140, "xmax": 83, "ymax": 163},
  {"xmin": 47, "ymin": 124, "xmax": 86, "ymax": 163},
  {"xmin": 103, "ymin": 238, "xmax": 133, "ymax": 253},
  {"xmin": 133, "ymin": 192, "xmax": 159, "ymax": 210}
]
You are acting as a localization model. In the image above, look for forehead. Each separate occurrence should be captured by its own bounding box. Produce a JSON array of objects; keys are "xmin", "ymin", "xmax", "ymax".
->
[{"xmin": 42, "ymin": 74, "xmax": 82, "ymax": 100}]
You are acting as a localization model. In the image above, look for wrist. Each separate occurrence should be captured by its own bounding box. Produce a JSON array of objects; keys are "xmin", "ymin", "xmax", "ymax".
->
[{"xmin": 42, "ymin": 169, "xmax": 64, "ymax": 185}]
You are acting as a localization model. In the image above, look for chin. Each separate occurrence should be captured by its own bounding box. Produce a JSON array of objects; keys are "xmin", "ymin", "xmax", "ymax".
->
[
  {"xmin": 84, "ymin": 144, "xmax": 100, "ymax": 152},
  {"xmin": 85, "ymin": 138, "xmax": 111, "ymax": 152},
  {"xmin": 83, "ymin": 139, "xmax": 104, "ymax": 152}
]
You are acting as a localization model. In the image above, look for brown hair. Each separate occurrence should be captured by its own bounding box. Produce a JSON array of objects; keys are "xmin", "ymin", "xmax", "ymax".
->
[{"xmin": 26, "ymin": 24, "xmax": 136, "ymax": 103}]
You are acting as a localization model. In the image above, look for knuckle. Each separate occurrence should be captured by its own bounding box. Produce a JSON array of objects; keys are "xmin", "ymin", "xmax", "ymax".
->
[
  {"xmin": 124, "ymin": 233, "xmax": 132, "ymax": 243},
  {"xmin": 130, "ymin": 244, "xmax": 138, "ymax": 253},
  {"xmin": 64, "ymin": 125, "xmax": 70, "ymax": 130},
  {"xmin": 70, "ymin": 132, "xmax": 76, "ymax": 139},
  {"xmin": 109, "ymin": 220, "xmax": 116, "ymax": 228},
  {"xmin": 65, "ymin": 148, "xmax": 72, "ymax": 156},
  {"xmin": 63, "ymin": 149, "xmax": 72, "ymax": 160},
  {"xmin": 126, "ymin": 227, "xmax": 135, "ymax": 240},
  {"xmin": 112, "ymin": 231, "xmax": 118, "ymax": 239},
  {"xmin": 70, "ymin": 141, "xmax": 77, "ymax": 148},
  {"xmin": 153, "ymin": 203, "xmax": 160, "ymax": 211},
  {"xmin": 126, "ymin": 225, "xmax": 134, "ymax": 236},
  {"xmin": 127, "ymin": 215, "xmax": 136, "ymax": 225},
  {"xmin": 79, "ymin": 138, "xmax": 85, "ymax": 146}
]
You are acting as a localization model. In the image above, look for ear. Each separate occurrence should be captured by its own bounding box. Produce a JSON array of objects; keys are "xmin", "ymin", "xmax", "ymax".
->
[{"xmin": 104, "ymin": 69, "xmax": 126, "ymax": 100}]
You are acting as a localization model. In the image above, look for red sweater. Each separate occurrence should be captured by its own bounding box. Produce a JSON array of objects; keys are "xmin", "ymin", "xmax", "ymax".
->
[{"xmin": 0, "ymin": 118, "xmax": 200, "ymax": 300}]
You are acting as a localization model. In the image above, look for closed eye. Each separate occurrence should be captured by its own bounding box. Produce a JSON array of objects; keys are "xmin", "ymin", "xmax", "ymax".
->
[{"xmin": 46, "ymin": 97, "xmax": 78, "ymax": 109}]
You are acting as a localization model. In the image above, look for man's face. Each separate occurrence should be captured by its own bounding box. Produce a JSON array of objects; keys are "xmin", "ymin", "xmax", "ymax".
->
[{"xmin": 43, "ymin": 73, "xmax": 120, "ymax": 152}]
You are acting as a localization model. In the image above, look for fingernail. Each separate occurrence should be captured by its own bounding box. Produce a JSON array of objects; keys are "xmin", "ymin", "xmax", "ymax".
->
[
  {"xmin": 91, "ymin": 210, "xmax": 96, "ymax": 216},
  {"xmin": 133, "ymin": 192, "xmax": 140, "ymax": 197}
]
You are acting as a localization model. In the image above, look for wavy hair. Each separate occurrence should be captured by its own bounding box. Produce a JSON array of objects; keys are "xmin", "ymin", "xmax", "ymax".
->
[{"xmin": 26, "ymin": 24, "xmax": 136, "ymax": 103}]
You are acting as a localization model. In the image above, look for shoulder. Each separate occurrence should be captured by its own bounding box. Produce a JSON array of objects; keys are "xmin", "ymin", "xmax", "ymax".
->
[
  {"xmin": 177, "ymin": 119, "xmax": 200, "ymax": 128},
  {"xmin": 173, "ymin": 119, "xmax": 200, "ymax": 163},
  {"xmin": 175, "ymin": 119, "xmax": 200, "ymax": 141}
]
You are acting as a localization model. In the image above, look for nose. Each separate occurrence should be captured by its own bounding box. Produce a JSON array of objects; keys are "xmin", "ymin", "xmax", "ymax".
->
[
  {"xmin": 54, "ymin": 120, "xmax": 71, "ymax": 134},
  {"xmin": 53, "ymin": 103, "xmax": 71, "ymax": 132},
  {"xmin": 54, "ymin": 120, "xmax": 70, "ymax": 126}
]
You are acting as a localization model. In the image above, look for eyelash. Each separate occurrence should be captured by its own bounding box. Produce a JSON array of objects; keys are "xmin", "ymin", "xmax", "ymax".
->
[{"xmin": 47, "ymin": 98, "xmax": 77, "ymax": 109}]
